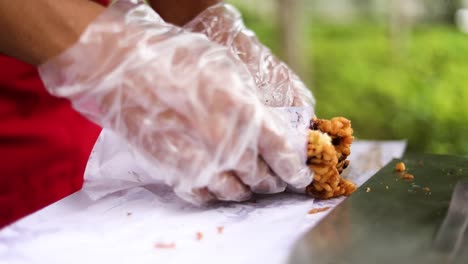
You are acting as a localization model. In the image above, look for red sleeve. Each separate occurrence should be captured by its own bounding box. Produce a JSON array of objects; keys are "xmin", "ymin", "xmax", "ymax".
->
[{"xmin": 0, "ymin": 0, "xmax": 111, "ymax": 228}]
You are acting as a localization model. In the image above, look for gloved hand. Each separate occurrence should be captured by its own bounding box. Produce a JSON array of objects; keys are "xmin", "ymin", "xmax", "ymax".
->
[
  {"xmin": 38, "ymin": 0, "xmax": 311, "ymax": 204},
  {"xmin": 184, "ymin": 3, "xmax": 315, "ymax": 110}
]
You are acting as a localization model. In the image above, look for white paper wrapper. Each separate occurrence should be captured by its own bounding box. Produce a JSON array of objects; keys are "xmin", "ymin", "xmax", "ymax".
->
[{"xmin": 0, "ymin": 135, "xmax": 405, "ymax": 264}]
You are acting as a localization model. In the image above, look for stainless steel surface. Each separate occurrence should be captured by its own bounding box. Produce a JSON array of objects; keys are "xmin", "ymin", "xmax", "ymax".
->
[
  {"xmin": 289, "ymin": 153, "xmax": 468, "ymax": 264},
  {"xmin": 434, "ymin": 181, "xmax": 468, "ymax": 260}
]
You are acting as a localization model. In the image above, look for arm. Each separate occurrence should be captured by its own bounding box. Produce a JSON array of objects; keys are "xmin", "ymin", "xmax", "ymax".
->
[
  {"xmin": 0, "ymin": 0, "xmax": 105, "ymax": 65},
  {"xmin": 147, "ymin": 0, "xmax": 220, "ymax": 26}
]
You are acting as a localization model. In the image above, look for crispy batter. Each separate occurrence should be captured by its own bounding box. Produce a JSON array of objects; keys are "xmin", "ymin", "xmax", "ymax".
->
[
  {"xmin": 395, "ymin": 162, "xmax": 406, "ymax": 172},
  {"xmin": 308, "ymin": 207, "xmax": 331, "ymax": 214},
  {"xmin": 310, "ymin": 117, "xmax": 354, "ymax": 175},
  {"xmin": 306, "ymin": 117, "xmax": 356, "ymax": 199},
  {"xmin": 403, "ymin": 173, "xmax": 414, "ymax": 180}
]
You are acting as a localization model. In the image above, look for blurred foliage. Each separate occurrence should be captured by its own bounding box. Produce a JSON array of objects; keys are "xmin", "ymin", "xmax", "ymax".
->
[
  {"xmin": 237, "ymin": 7, "xmax": 468, "ymax": 156},
  {"xmin": 309, "ymin": 24, "xmax": 468, "ymax": 155}
]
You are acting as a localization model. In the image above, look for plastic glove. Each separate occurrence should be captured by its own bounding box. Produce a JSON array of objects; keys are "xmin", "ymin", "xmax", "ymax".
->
[
  {"xmin": 184, "ymin": 3, "xmax": 315, "ymax": 110},
  {"xmin": 38, "ymin": 0, "xmax": 311, "ymax": 204}
]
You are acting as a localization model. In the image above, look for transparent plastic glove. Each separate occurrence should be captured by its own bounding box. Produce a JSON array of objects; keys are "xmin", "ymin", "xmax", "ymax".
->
[
  {"xmin": 184, "ymin": 3, "xmax": 315, "ymax": 110},
  {"xmin": 38, "ymin": 0, "xmax": 311, "ymax": 204}
]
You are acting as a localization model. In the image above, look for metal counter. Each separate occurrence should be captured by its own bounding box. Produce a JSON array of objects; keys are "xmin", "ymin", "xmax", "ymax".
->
[{"xmin": 290, "ymin": 153, "xmax": 468, "ymax": 264}]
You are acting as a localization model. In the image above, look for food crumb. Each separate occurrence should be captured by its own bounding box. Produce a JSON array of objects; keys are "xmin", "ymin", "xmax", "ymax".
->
[
  {"xmin": 385, "ymin": 186, "xmax": 389, "ymax": 190},
  {"xmin": 366, "ymin": 187, "xmax": 371, "ymax": 193},
  {"xmin": 423, "ymin": 187, "xmax": 431, "ymax": 192},
  {"xmin": 395, "ymin": 162, "xmax": 406, "ymax": 172},
  {"xmin": 126, "ymin": 212, "xmax": 132, "ymax": 217},
  {"xmin": 196, "ymin": 232, "xmax": 203, "ymax": 241},
  {"xmin": 308, "ymin": 207, "xmax": 331, "ymax": 214},
  {"xmin": 154, "ymin": 242, "xmax": 176, "ymax": 249},
  {"xmin": 403, "ymin": 173, "xmax": 414, "ymax": 180},
  {"xmin": 217, "ymin": 226, "xmax": 224, "ymax": 234}
]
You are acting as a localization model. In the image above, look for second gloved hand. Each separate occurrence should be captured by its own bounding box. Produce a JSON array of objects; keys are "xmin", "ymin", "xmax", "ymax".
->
[
  {"xmin": 184, "ymin": 3, "xmax": 315, "ymax": 110},
  {"xmin": 38, "ymin": 0, "xmax": 311, "ymax": 204}
]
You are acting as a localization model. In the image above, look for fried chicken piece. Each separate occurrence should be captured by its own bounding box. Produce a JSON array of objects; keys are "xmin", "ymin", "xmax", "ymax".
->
[{"xmin": 306, "ymin": 117, "xmax": 356, "ymax": 199}]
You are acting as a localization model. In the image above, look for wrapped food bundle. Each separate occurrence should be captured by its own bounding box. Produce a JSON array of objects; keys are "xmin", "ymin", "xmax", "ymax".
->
[{"xmin": 305, "ymin": 117, "xmax": 357, "ymax": 199}]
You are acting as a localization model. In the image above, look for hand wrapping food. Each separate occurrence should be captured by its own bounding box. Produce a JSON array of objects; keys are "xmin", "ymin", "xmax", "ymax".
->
[
  {"xmin": 184, "ymin": 2, "xmax": 357, "ymax": 199},
  {"xmin": 38, "ymin": 0, "xmax": 312, "ymax": 204}
]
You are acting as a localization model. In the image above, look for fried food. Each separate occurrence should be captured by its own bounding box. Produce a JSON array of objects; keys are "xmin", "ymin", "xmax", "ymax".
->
[
  {"xmin": 395, "ymin": 162, "xmax": 406, "ymax": 172},
  {"xmin": 305, "ymin": 117, "xmax": 356, "ymax": 199},
  {"xmin": 402, "ymin": 173, "xmax": 414, "ymax": 180},
  {"xmin": 308, "ymin": 207, "xmax": 331, "ymax": 214}
]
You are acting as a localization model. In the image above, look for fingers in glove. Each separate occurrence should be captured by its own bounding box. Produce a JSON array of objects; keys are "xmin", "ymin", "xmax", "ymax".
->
[
  {"xmin": 248, "ymin": 159, "xmax": 287, "ymax": 193},
  {"xmin": 234, "ymin": 149, "xmax": 287, "ymax": 193},
  {"xmin": 207, "ymin": 171, "xmax": 252, "ymax": 202},
  {"xmin": 258, "ymin": 120, "xmax": 312, "ymax": 189},
  {"xmin": 174, "ymin": 186, "xmax": 216, "ymax": 205}
]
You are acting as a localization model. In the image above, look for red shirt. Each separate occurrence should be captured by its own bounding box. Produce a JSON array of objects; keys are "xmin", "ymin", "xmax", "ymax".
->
[{"xmin": 0, "ymin": 0, "xmax": 110, "ymax": 228}]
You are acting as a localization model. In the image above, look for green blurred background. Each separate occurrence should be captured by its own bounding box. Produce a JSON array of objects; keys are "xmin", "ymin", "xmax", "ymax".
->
[{"xmin": 226, "ymin": 0, "xmax": 468, "ymax": 156}]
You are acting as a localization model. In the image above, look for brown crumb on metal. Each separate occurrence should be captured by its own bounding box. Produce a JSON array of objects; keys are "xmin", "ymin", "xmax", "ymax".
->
[
  {"xmin": 308, "ymin": 207, "xmax": 331, "ymax": 214},
  {"xmin": 154, "ymin": 242, "xmax": 176, "ymax": 249},
  {"xmin": 395, "ymin": 162, "xmax": 406, "ymax": 172},
  {"xmin": 403, "ymin": 173, "xmax": 414, "ymax": 180},
  {"xmin": 196, "ymin": 232, "xmax": 203, "ymax": 241},
  {"xmin": 423, "ymin": 187, "xmax": 431, "ymax": 192},
  {"xmin": 366, "ymin": 187, "xmax": 371, "ymax": 193},
  {"xmin": 217, "ymin": 226, "xmax": 224, "ymax": 234},
  {"xmin": 127, "ymin": 212, "xmax": 132, "ymax": 217}
]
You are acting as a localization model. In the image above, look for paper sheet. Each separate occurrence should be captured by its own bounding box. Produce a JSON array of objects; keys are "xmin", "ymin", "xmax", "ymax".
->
[{"xmin": 0, "ymin": 140, "xmax": 405, "ymax": 264}]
